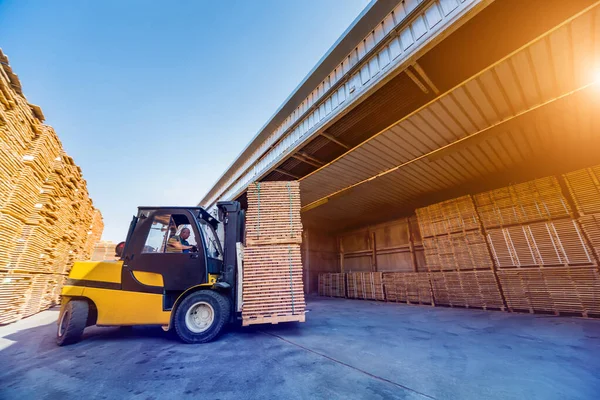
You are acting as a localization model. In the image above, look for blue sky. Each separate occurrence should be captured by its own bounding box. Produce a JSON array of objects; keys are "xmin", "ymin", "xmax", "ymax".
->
[{"xmin": 0, "ymin": 0, "xmax": 370, "ymax": 242}]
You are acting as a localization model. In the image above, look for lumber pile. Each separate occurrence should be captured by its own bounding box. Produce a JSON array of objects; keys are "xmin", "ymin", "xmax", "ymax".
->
[
  {"xmin": 418, "ymin": 196, "xmax": 493, "ymax": 272},
  {"xmin": 383, "ymin": 272, "xmax": 432, "ymax": 305},
  {"xmin": 318, "ymin": 273, "xmax": 346, "ymax": 297},
  {"xmin": 476, "ymin": 176, "xmax": 599, "ymax": 316},
  {"xmin": 91, "ymin": 240, "xmax": 118, "ymax": 261},
  {"xmin": 428, "ymin": 270, "xmax": 504, "ymax": 309},
  {"xmin": 486, "ymin": 219, "xmax": 594, "ymax": 268},
  {"xmin": 242, "ymin": 181, "xmax": 305, "ymax": 326},
  {"xmin": 346, "ymin": 272, "xmax": 385, "ymax": 300},
  {"xmin": 0, "ymin": 49, "xmax": 103, "ymax": 324},
  {"xmin": 564, "ymin": 165, "xmax": 600, "ymax": 259},
  {"xmin": 320, "ymin": 170, "xmax": 600, "ymax": 318},
  {"xmin": 416, "ymin": 196, "xmax": 501, "ymax": 308},
  {"xmin": 476, "ymin": 177, "xmax": 592, "ymax": 268},
  {"xmin": 497, "ymin": 267, "xmax": 600, "ymax": 316}
]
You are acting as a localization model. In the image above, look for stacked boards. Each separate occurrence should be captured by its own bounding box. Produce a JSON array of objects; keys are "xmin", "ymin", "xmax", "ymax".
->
[
  {"xmin": 318, "ymin": 273, "xmax": 346, "ymax": 297},
  {"xmin": 416, "ymin": 196, "xmax": 504, "ymax": 309},
  {"xmin": 476, "ymin": 176, "xmax": 598, "ymax": 316},
  {"xmin": 319, "ymin": 168, "xmax": 600, "ymax": 318},
  {"xmin": 242, "ymin": 181, "xmax": 305, "ymax": 326},
  {"xmin": 91, "ymin": 240, "xmax": 118, "ymax": 261},
  {"xmin": 0, "ymin": 49, "xmax": 103, "ymax": 324}
]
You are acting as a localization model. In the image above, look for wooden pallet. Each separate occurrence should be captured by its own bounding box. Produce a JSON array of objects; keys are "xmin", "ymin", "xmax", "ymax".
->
[
  {"xmin": 486, "ymin": 218, "xmax": 595, "ymax": 268},
  {"xmin": 428, "ymin": 270, "xmax": 504, "ymax": 309},
  {"xmin": 383, "ymin": 272, "xmax": 433, "ymax": 304},
  {"xmin": 497, "ymin": 266, "xmax": 600, "ymax": 316}
]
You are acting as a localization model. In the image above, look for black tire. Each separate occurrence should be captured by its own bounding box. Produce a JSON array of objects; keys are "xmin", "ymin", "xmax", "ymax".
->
[
  {"xmin": 174, "ymin": 290, "xmax": 230, "ymax": 344},
  {"xmin": 56, "ymin": 300, "xmax": 89, "ymax": 346}
]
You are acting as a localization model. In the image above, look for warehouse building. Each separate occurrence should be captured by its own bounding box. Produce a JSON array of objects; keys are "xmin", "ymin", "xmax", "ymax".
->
[{"xmin": 201, "ymin": 0, "xmax": 600, "ymax": 316}]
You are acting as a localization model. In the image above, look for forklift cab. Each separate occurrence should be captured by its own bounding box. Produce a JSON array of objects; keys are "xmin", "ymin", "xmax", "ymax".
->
[{"xmin": 121, "ymin": 207, "xmax": 223, "ymax": 294}]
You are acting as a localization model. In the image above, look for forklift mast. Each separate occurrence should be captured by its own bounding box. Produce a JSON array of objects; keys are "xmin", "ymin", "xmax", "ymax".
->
[{"xmin": 216, "ymin": 201, "xmax": 245, "ymax": 303}]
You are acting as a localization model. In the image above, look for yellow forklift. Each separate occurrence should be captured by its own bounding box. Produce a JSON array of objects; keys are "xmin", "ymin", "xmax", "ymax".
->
[{"xmin": 56, "ymin": 202, "xmax": 244, "ymax": 345}]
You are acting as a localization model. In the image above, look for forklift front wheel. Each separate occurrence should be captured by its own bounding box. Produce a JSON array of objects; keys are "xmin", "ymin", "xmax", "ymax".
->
[
  {"xmin": 56, "ymin": 300, "xmax": 89, "ymax": 346},
  {"xmin": 174, "ymin": 291, "xmax": 230, "ymax": 344}
]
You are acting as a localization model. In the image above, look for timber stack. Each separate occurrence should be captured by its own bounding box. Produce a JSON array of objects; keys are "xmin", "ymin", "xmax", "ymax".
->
[
  {"xmin": 242, "ymin": 181, "xmax": 306, "ymax": 326},
  {"xmin": 477, "ymin": 176, "xmax": 599, "ymax": 316},
  {"xmin": 0, "ymin": 49, "xmax": 103, "ymax": 324},
  {"xmin": 416, "ymin": 196, "xmax": 505, "ymax": 310}
]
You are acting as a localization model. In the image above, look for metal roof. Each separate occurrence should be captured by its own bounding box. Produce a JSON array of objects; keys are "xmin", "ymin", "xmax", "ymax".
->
[{"xmin": 300, "ymin": 1, "xmax": 600, "ymax": 231}]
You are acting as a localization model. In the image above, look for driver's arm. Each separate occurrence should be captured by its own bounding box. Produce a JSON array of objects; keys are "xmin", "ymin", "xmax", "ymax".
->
[{"xmin": 167, "ymin": 237, "xmax": 194, "ymax": 251}]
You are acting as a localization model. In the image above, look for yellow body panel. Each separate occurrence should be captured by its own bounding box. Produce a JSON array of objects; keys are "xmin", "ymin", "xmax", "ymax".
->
[
  {"xmin": 82, "ymin": 287, "xmax": 171, "ymax": 325},
  {"xmin": 69, "ymin": 260, "xmax": 124, "ymax": 283},
  {"xmin": 132, "ymin": 271, "xmax": 163, "ymax": 287},
  {"xmin": 60, "ymin": 259, "xmax": 218, "ymax": 327},
  {"xmin": 61, "ymin": 285, "xmax": 85, "ymax": 297}
]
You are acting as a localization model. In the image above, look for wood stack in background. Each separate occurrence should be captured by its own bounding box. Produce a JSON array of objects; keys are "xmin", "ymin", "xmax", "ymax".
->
[
  {"xmin": 91, "ymin": 240, "xmax": 117, "ymax": 261},
  {"xmin": 346, "ymin": 272, "xmax": 385, "ymax": 300},
  {"xmin": 318, "ymin": 169, "xmax": 600, "ymax": 318},
  {"xmin": 242, "ymin": 181, "xmax": 305, "ymax": 326},
  {"xmin": 476, "ymin": 176, "xmax": 598, "ymax": 316},
  {"xmin": 0, "ymin": 49, "xmax": 103, "ymax": 324},
  {"xmin": 564, "ymin": 165, "xmax": 600, "ymax": 259},
  {"xmin": 383, "ymin": 272, "xmax": 432, "ymax": 305},
  {"xmin": 339, "ymin": 217, "xmax": 426, "ymax": 303},
  {"xmin": 416, "ymin": 196, "xmax": 504, "ymax": 309},
  {"xmin": 317, "ymin": 273, "xmax": 346, "ymax": 297}
]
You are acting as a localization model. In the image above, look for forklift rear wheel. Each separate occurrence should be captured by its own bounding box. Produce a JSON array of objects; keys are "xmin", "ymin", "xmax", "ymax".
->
[
  {"xmin": 174, "ymin": 291, "xmax": 230, "ymax": 343},
  {"xmin": 56, "ymin": 300, "xmax": 89, "ymax": 346}
]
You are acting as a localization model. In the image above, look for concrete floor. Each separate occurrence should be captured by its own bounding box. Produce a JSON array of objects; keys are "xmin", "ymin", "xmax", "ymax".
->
[{"xmin": 1, "ymin": 297, "xmax": 599, "ymax": 400}]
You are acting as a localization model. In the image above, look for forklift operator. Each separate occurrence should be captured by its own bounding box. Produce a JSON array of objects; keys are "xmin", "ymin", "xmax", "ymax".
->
[{"xmin": 166, "ymin": 227, "xmax": 197, "ymax": 253}]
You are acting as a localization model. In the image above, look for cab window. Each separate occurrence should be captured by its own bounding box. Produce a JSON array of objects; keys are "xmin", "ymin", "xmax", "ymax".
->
[
  {"xmin": 199, "ymin": 219, "xmax": 222, "ymax": 260},
  {"xmin": 142, "ymin": 213, "xmax": 197, "ymax": 253}
]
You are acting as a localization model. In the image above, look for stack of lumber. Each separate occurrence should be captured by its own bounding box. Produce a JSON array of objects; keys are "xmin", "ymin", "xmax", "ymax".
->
[
  {"xmin": 423, "ymin": 231, "xmax": 494, "ymax": 271},
  {"xmin": 476, "ymin": 176, "xmax": 599, "ymax": 316},
  {"xmin": 416, "ymin": 195, "xmax": 480, "ymax": 237},
  {"xmin": 486, "ymin": 219, "xmax": 594, "ymax": 268},
  {"xmin": 382, "ymin": 272, "xmax": 432, "ymax": 304},
  {"xmin": 497, "ymin": 267, "xmax": 600, "ymax": 316},
  {"xmin": 242, "ymin": 181, "xmax": 305, "ymax": 326},
  {"xmin": 476, "ymin": 177, "xmax": 591, "ymax": 268},
  {"xmin": 428, "ymin": 270, "xmax": 504, "ymax": 310},
  {"xmin": 564, "ymin": 165, "xmax": 600, "ymax": 259},
  {"xmin": 0, "ymin": 49, "xmax": 103, "ymax": 325},
  {"xmin": 409, "ymin": 216, "xmax": 426, "ymax": 272},
  {"xmin": 0, "ymin": 272, "xmax": 33, "ymax": 324},
  {"xmin": 91, "ymin": 240, "xmax": 118, "ymax": 261},
  {"xmin": 417, "ymin": 196, "xmax": 502, "ymax": 308},
  {"xmin": 418, "ymin": 196, "xmax": 493, "ymax": 272},
  {"xmin": 317, "ymin": 272, "xmax": 346, "ymax": 297},
  {"xmin": 346, "ymin": 272, "xmax": 385, "ymax": 300},
  {"xmin": 474, "ymin": 177, "xmax": 571, "ymax": 227}
]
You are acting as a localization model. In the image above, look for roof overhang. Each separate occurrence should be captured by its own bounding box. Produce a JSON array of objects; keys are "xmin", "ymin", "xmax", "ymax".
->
[{"xmin": 201, "ymin": 0, "xmax": 408, "ymax": 205}]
